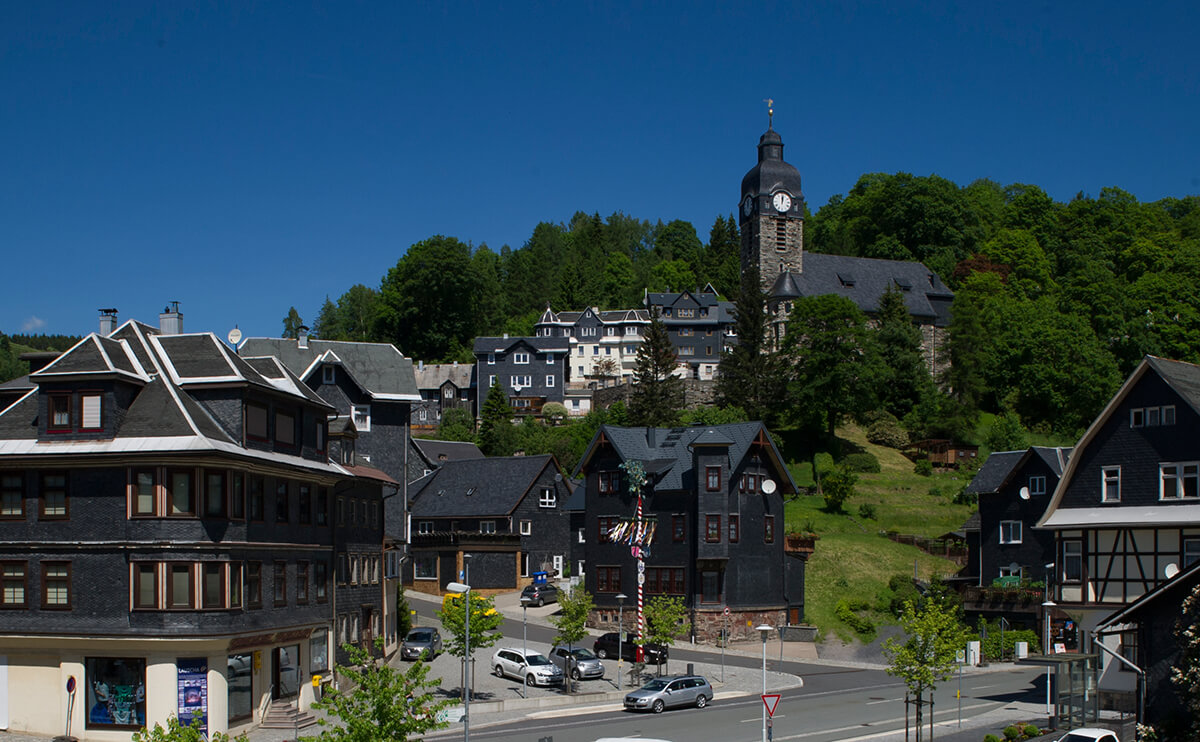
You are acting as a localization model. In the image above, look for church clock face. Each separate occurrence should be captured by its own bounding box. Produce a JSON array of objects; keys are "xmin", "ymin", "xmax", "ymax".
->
[
  {"xmin": 772, "ymin": 191, "xmax": 792, "ymax": 213},
  {"xmin": 742, "ymin": 194, "xmax": 754, "ymax": 217}
]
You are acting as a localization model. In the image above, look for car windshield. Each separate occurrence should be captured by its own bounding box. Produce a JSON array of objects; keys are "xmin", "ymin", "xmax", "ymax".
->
[
  {"xmin": 526, "ymin": 654, "xmax": 552, "ymax": 666},
  {"xmin": 406, "ymin": 631, "xmax": 432, "ymax": 642},
  {"xmin": 641, "ymin": 679, "xmax": 669, "ymax": 691},
  {"xmin": 570, "ymin": 648, "xmax": 597, "ymax": 659}
]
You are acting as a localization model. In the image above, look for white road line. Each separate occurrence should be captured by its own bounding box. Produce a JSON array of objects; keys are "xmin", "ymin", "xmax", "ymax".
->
[
  {"xmin": 864, "ymin": 698, "xmax": 901, "ymax": 705},
  {"xmin": 770, "ymin": 701, "xmax": 995, "ymax": 740}
]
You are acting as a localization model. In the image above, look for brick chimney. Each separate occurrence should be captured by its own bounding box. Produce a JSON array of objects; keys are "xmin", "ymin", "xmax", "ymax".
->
[
  {"xmin": 98, "ymin": 308, "xmax": 119, "ymax": 336},
  {"xmin": 159, "ymin": 302, "xmax": 183, "ymax": 335}
]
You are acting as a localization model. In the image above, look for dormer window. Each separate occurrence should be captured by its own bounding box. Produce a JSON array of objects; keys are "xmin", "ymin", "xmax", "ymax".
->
[
  {"xmin": 81, "ymin": 394, "xmax": 102, "ymax": 430},
  {"xmin": 245, "ymin": 403, "xmax": 268, "ymax": 441},
  {"xmin": 513, "ymin": 352, "xmax": 530, "ymax": 364},
  {"xmin": 275, "ymin": 410, "xmax": 295, "ymax": 446},
  {"xmin": 49, "ymin": 395, "xmax": 71, "ymax": 431},
  {"xmin": 351, "ymin": 405, "xmax": 371, "ymax": 432},
  {"xmin": 323, "ymin": 366, "xmax": 335, "ymax": 384}
]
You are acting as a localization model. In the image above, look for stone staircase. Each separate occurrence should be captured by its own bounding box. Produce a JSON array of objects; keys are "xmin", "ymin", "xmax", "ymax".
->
[{"xmin": 259, "ymin": 698, "xmax": 318, "ymax": 730}]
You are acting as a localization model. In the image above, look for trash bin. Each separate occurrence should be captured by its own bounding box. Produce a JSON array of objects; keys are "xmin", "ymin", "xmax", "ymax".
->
[{"xmin": 532, "ymin": 571, "xmax": 548, "ymax": 585}]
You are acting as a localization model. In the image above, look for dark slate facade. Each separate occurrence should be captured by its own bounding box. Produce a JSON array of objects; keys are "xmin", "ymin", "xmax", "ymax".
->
[
  {"xmin": 577, "ymin": 423, "xmax": 804, "ymax": 642},
  {"xmin": 473, "ymin": 335, "xmax": 570, "ymax": 418},
  {"xmin": 411, "ymin": 361, "xmax": 474, "ymax": 432},
  {"xmin": 643, "ymin": 288, "xmax": 737, "ymax": 380}
]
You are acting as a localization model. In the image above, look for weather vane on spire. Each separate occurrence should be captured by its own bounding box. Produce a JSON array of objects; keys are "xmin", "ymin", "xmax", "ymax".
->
[{"xmin": 764, "ymin": 98, "xmax": 774, "ymax": 128}]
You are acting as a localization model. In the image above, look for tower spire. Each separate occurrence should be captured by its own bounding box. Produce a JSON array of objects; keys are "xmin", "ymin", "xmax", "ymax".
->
[{"xmin": 764, "ymin": 98, "xmax": 774, "ymax": 129}]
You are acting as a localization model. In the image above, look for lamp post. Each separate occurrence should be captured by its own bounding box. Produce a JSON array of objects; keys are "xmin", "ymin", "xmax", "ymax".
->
[
  {"xmin": 1043, "ymin": 599, "xmax": 1056, "ymax": 722},
  {"xmin": 616, "ymin": 593, "xmax": 627, "ymax": 690},
  {"xmin": 757, "ymin": 623, "xmax": 772, "ymax": 742},
  {"xmin": 447, "ymin": 553, "xmax": 472, "ymax": 742},
  {"xmin": 519, "ymin": 595, "xmax": 532, "ymax": 698}
]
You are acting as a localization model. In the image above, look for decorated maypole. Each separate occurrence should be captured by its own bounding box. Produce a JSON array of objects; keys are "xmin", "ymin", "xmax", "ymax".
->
[{"xmin": 618, "ymin": 460, "xmax": 650, "ymax": 662}]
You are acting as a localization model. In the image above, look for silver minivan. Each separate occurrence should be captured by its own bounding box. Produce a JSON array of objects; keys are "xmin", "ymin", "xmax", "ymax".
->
[{"xmin": 623, "ymin": 675, "xmax": 713, "ymax": 713}]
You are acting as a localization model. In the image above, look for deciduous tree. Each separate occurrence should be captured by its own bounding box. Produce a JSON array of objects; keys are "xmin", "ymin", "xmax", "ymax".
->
[
  {"xmin": 643, "ymin": 595, "xmax": 691, "ymax": 676},
  {"xmin": 883, "ymin": 596, "xmax": 968, "ymax": 741}
]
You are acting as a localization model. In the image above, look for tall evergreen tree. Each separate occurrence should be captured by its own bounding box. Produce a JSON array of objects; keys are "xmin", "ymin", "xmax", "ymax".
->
[
  {"xmin": 628, "ymin": 316, "xmax": 684, "ymax": 428},
  {"xmin": 875, "ymin": 283, "xmax": 932, "ymax": 419},
  {"xmin": 478, "ymin": 378, "xmax": 517, "ymax": 456},
  {"xmin": 715, "ymin": 269, "xmax": 788, "ymax": 425},
  {"xmin": 282, "ymin": 307, "xmax": 304, "ymax": 339}
]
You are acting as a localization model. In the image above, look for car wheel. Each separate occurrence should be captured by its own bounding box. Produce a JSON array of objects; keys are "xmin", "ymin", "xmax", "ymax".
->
[
  {"xmin": 571, "ymin": 668, "xmax": 581, "ymax": 680},
  {"xmin": 652, "ymin": 699, "xmax": 665, "ymax": 714},
  {"xmin": 596, "ymin": 648, "xmax": 608, "ymax": 659},
  {"xmin": 495, "ymin": 664, "xmax": 504, "ymax": 678},
  {"xmin": 526, "ymin": 674, "xmax": 537, "ymax": 687},
  {"xmin": 696, "ymin": 694, "xmax": 707, "ymax": 708},
  {"xmin": 537, "ymin": 598, "xmax": 544, "ymax": 607}
]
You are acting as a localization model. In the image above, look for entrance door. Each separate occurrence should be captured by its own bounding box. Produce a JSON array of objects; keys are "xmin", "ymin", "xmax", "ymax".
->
[
  {"xmin": 271, "ymin": 645, "xmax": 299, "ymax": 700},
  {"xmin": 361, "ymin": 606, "xmax": 375, "ymax": 656},
  {"xmin": 552, "ymin": 554, "xmax": 563, "ymax": 576}
]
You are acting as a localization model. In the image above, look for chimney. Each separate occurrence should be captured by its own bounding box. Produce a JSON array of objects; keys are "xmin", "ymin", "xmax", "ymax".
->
[
  {"xmin": 418, "ymin": 360, "xmax": 424, "ymax": 371},
  {"xmin": 647, "ymin": 427, "xmax": 657, "ymax": 447},
  {"xmin": 159, "ymin": 302, "xmax": 183, "ymax": 335},
  {"xmin": 298, "ymin": 325, "xmax": 309, "ymax": 349},
  {"xmin": 503, "ymin": 333, "xmax": 509, "ymax": 339},
  {"xmin": 98, "ymin": 308, "xmax": 119, "ymax": 336}
]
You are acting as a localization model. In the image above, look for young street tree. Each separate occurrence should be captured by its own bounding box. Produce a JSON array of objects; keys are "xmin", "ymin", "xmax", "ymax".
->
[
  {"xmin": 301, "ymin": 642, "xmax": 450, "ymax": 742},
  {"xmin": 437, "ymin": 592, "xmax": 505, "ymax": 701},
  {"xmin": 643, "ymin": 595, "xmax": 692, "ymax": 676},
  {"xmin": 550, "ymin": 585, "xmax": 595, "ymax": 691},
  {"xmin": 628, "ymin": 316, "xmax": 684, "ymax": 428},
  {"xmin": 883, "ymin": 596, "xmax": 968, "ymax": 741}
]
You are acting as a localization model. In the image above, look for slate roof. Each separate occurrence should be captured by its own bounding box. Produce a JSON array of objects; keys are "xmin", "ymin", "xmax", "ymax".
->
[
  {"xmin": 410, "ymin": 454, "xmax": 557, "ymax": 517},
  {"xmin": 413, "ymin": 363, "xmax": 473, "ymax": 391},
  {"xmin": 536, "ymin": 306, "xmax": 650, "ymax": 326},
  {"xmin": 581, "ymin": 422, "xmax": 796, "ymax": 494},
  {"xmin": 962, "ymin": 451, "xmax": 1025, "ymax": 495},
  {"xmin": 770, "ymin": 252, "xmax": 954, "ymax": 326},
  {"xmin": 412, "ymin": 438, "xmax": 484, "ymax": 466},
  {"xmin": 31, "ymin": 335, "xmax": 149, "ymax": 383},
  {"xmin": 473, "ymin": 336, "xmax": 570, "ymax": 354},
  {"xmin": 237, "ymin": 337, "xmax": 420, "ymax": 401}
]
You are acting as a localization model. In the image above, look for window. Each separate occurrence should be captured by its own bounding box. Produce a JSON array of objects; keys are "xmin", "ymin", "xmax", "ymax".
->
[
  {"xmin": 249, "ymin": 476, "xmax": 265, "ymax": 521},
  {"xmin": 418, "ymin": 408, "xmax": 428, "ymax": 422},
  {"xmin": 414, "ymin": 554, "xmax": 437, "ymax": 580},
  {"xmin": 1131, "ymin": 405, "xmax": 1176, "ymax": 427},
  {"xmin": 679, "ymin": 328, "xmax": 693, "ymax": 337},
  {"xmin": 598, "ymin": 516, "xmax": 619, "ymax": 543},
  {"xmin": 230, "ymin": 473, "xmax": 244, "ymax": 520},
  {"xmin": 2, "ymin": 561, "xmax": 27, "ymax": 608},
  {"xmin": 297, "ymin": 561, "xmax": 309, "ymax": 604},
  {"xmin": 417, "ymin": 521, "xmax": 433, "ymax": 534},
  {"xmin": 49, "ymin": 395, "xmax": 71, "ymax": 430},
  {"xmin": 323, "ymin": 365, "xmax": 336, "ymax": 384},
  {"xmin": 316, "ymin": 487, "xmax": 329, "ymax": 526},
  {"xmin": 246, "ymin": 562, "xmax": 262, "ymax": 608},
  {"xmin": 230, "ymin": 563, "xmax": 242, "ymax": 608},
  {"xmin": 245, "ymin": 403, "xmax": 268, "ymax": 441},
  {"xmin": 167, "ymin": 563, "xmax": 194, "ymax": 609},
  {"xmin": 592, "ymin": 345, "xmax": 599, "ymax": 355},
  {"xmin": 315, "ymin": 561, "xmax": 328, "ymax": 601},
  {"xmin": 479, "ymin": 520, "xmax": 496, "ymax": 534},
  {"xmin": 1029, "ymin": 476, "xmax": 1046, "ymax": 496},
  {"xmin": 513, "ymin": 352, "xmax": 530, "ymax": 364},
  {"xmin": 706, "ymin": 466, "xmax": 721, "ymax": 491},
  {"xmin": 1, "ymin": 473, "xmax": 23, "ymax": 519},
  {"xmin": 1184, "ymin": 538, "xmax": 1200, "ymax": 568},
  {"xmin": 81, "ymin": 393, "xmax": 102, "ymax": 430},
  {"xmin": 487, "ymin": 353, "xmax": 496, "ymax": 365},
  {"xmin": 1160, "ymin": 462, "xmax": 1200, "ymax": 499},
  {"xmin": 133, "ymin": 563, "xmax": 157, "ymax": 609},
  {"xmin": 596, "ymin": 566, "xmax": 621, "ymax": 592},
  {"xmin": 705, "ymin": 515, "xmax": 721, "ymax": 543},
  {"xmin": 337, "ymin": 497, "xmax": 345, "ymax": 526},
  {"xmin": 510, "ymin": 375, "xmax": 531, "ymax": 388},
  {"xmin": 999, "ymin": 564, "xmax": 1024, "ymax": 578},
  {"xmin": 764, "ymin": 515, "xmax": 775, "ymax": 544},
  {"xmin": 679, "ymin": 346, "xmax": 695, "ymax": 356},
  {"xmin": 351, "ymin": 405, "xmax": 371, "ymax": 432},
  {"xmin": 672, "ymin": 514, "xmax": 686, "ymax": 542},
  {"xmin": 539, "ymin": 487, "xmax": 557, "ymax": 508},
  {"xmin": 546, "ymin": 374, "xmax": 555, "ymax": 387},
  {"xmin": 1120, "ymin": 629, "xmax": 1139, "ymax": 667},
  {"xmin": 739, "ymin": 472, "xmax": 760, "ymax": 494},
  {"xmin": 598, "ymin": 470, "xmax": 620, "ymax": 494},
  {"xmin": 201, "ymin": 563, "xmax": 224, "ymax": 609},
  {"xmin": 41, "ymin": 472, "xmax": 68, "ymax": 519},
  {"xmin": 274, "ymin": 562, "xmax": 287, "ymax": 605},
  {"xmin": 1062, "ymin": 540, "xmax": 1083, "ymax": 582},
  {"xmin": 316, "ymin": 420, "xmax": 326, "ymax": 452},
  {"xmin": 204, "ymin": 470, "xmax": 225, "ymax": 518},
  {"xmin": 168, "ymin": 469, "xmax": 194, "ymax": 516},
  {"xmin": 275, "ymin": 410, "xmax": 295, "ymax": 446},
  {"xmin": 581, "ymin": 326, "xmax": 597, "ymax": 337},
  {"xmin": 298, "ymin": 484, "xmax": 311, "ymax": 524},
  {"xmin": 275, "ymin": 482, "xmax": 289, "ymax": 523},
  {"xmin": 677, "ymin": 308, "xmax": 695, "ymax": 318},
  {"xmin": 1000, "ymin": 520, "xmax": 1023, "ymax": 544},
  {"xmin": 728, "ymin": 515, "xmax": 739, "ymax": 543},
  {"xmin": 645, "ymin": 567, "xmax": 685, "ymax": 595},
  {"xmin": 701, "ymin": 571, "xmax": 719, "ymax": 603},
  {"xmin": 520, "ymin": 520, "xmax": 532, "ymax": 536},
  {"xmin": 1102, "ymin": 467, "xmax": 1121, "ymax": 502}
]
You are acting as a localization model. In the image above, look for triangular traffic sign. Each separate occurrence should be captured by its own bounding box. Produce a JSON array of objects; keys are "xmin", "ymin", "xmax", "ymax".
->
[{"xmin": 763, "ymin": 693, "xmax": 781, "ymax": 718}]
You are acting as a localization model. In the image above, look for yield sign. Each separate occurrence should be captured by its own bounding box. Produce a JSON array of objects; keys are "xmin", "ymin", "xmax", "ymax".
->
[{"xmin": 762, "ymin": 693, "xmax": 781, "ymax": 718}]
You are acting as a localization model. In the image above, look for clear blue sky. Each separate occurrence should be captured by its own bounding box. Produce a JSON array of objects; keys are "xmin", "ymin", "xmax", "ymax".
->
[{"xmin": 3, "ymin": 1, "xmax": 1197, "ymax": 342}]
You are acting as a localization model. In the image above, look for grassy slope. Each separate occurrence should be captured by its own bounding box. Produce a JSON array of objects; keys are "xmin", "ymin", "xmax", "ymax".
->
[{"xmin": 780, "ymin": 425, "xmax": 976, "ymax": 641}]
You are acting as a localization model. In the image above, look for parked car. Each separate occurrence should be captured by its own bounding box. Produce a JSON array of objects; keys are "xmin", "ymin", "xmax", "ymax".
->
[
  {"xmin": 623, "ymin": 675, "xmax": 713, "ymax": 713},
  {"xmin": 549, "ymin": 645, "xmax": 605, "ymax": 680},
  {"xmin": 593, "ymin": 631, "xmax": 668, "ymax": 664},
  {"xmin": 491, "ymin": 647, "xmax": 564, "ymax": 687},
  {"xmin": 401, "ymin": 627, "xmax": 443, "ymax": 660},
  {"xmin": 1054, "ymin": 730, "xmax": 1120, "ymax": 742},
  {"xmin": 520, "ymin": 583, "xmax": 559, "ymax": 607}
]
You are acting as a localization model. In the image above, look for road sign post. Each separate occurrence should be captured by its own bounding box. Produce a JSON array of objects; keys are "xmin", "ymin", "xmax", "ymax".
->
[{"xmin": 762, "ymin": 693, "xmax": 781, "ymax": 718}]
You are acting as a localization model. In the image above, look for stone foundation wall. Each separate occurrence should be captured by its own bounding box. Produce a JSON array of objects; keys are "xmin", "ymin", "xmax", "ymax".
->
[
  {"xmin": 592, "ymin": 379, "xmax": 718, "ymax": 412},
  {"xmin": 692, "ymin": 608, "xmax": 788, "ymax": 643}
]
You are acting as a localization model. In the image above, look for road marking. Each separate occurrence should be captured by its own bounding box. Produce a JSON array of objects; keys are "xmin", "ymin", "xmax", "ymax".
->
[
  {"xmin": 769, "ymin": 701, "xmax": 995, "ymax": 740},
  {"xmin": 864, "ymin": 698, "xmax": 900, "ymax": 705}
]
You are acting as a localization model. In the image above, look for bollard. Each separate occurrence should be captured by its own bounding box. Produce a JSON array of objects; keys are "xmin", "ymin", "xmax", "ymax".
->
[{"xmin": 687, "ymin": 662, "xmax": 694, "ymax": 675}]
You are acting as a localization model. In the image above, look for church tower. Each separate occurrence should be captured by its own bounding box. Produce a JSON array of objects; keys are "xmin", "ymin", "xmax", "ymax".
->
[{"xmin": 739, "ymin": 119, "xmax": 806, "ymax": 295}]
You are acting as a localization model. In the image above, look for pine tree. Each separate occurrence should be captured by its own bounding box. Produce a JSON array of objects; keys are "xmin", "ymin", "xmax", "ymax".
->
[
  {"xmin": 477, "ymin": 378, "xmax": 516, "ymax": 455},
  {"xmin": 628, "ymin": 316, "xmax": 684, "ymax": 427},
  {"xmin": 715, "ymin": 268, "xmax": 789, "ymax": 425}
]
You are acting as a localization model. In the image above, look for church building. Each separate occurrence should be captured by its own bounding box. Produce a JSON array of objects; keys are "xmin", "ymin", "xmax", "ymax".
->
[{"xmin": 739, "ymin": 120, "xmax": 954, "ymax": 375}]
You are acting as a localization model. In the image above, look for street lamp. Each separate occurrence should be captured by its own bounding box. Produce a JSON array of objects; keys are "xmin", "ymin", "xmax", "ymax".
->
[
  {"xmin": 616, "ymin": 593, "xmax": 627, "ymax": 690},
  {"xmin": 447, "ymin": 553, "xmax": 472, "ymax": 742},
  {"xmin": 757, "ymin": 623, "xmax": 772, "ymax": 742},
  {"xmin": 519, "ymin": 595, "xmax": 532, "ymax": 698},
  {"xmin": 1043, "ymin": 599, "xmax": 1056, "ymax": 721}
]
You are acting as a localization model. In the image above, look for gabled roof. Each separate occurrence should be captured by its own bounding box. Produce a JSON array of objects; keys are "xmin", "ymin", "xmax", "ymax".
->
[
  {"xmin": 770, "ymin": 253, "xmax": 953, "ymax": 326},
  {"xmin": 237, "ymin": 337, "xmax": 420, "ymax": 401},
  {"xmin": 473, "ymin": 336, "xmax": 570, "ymax": 354},
  {"xmin": 576, "ymin": 422, "xmax": 796, "ymax": 494},
  {"xmin": 410, "ymin": 454, "xmax": 558, "ymax": 517},
  {"xmin": 964, "ymin": 447, "xmax": 1072, "ymax": 495},
  {"xmin": 413, "ymin": 363, "xmax": 473, "ymax": 391},
  {"xmin": 1040, "ymin": 356, "xmax": 1199, "ymax": 528},
  {"xmin": 412, "ymin": 438, "xmax": 484, "ymax": 467}
]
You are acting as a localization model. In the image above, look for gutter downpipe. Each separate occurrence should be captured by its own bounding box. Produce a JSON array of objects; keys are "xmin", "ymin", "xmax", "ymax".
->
[{"xmin": 1091, "ymin": 628, "xmax": 1145, "ymax": 728}]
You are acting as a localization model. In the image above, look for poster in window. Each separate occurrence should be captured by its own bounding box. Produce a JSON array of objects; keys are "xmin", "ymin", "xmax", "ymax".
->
[
  {"xmin": 177, "ymin": 657, "xmax": 208, "ymax": 733},
  {"xmin": 85, "ymin": 657, "xmax": 146, "ymax": 729}
]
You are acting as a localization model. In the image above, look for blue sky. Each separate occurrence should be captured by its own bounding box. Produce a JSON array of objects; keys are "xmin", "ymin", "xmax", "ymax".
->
[{"xmin": 3, "ymin": 1, "xmax": 1197, "ymax": 343}]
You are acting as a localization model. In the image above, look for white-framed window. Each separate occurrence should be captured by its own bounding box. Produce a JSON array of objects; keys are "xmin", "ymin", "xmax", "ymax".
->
[
  {"xmin": 487, "ymin": 353, "xmax": 496, "ymax": 365},
  {"xmin": 1102, "ymin": 466, "xmax": 1121, "ymax": 502},
  {"xmin": 578, "ymin": 366, "xmax": 584, "ymax": 375},
  {"xmin": 546, "ymin": 354, "xmax": 554, "ymax": 365},
  {"xmin": 444, "ymin": 387, "xmax": 455, "ymax": 398},
  {"xmin": 577, "ymin": 346, "xmax": 584, "ymax": 356},
  {"xmin": 571, "ymin": 399, "xmax": 580, "ymax": 409},
  {"xmin": 577, "ymin": 527, "xmax": 586, "ymax": 543},
  {"xmin": 998, "ymin": 564, "xmax": 1024, "ymax": 578},
  {"xmin": 513, "ymin": 352, "xmax": 530, "ymax": 364},
  {"xmin": 545, "ymin": 375, "xmax": 555, "ymax": 387},
  {"xmin": 351, "ymin": 405, "xmax": 371, "ymax": 432},
  {"xmin": 1029, "ymin": 476, "xmax": 1046, "ymax": 496},
  {"xmin": 418, "ymin": 408, "xmax": 428, "ymax": 421},
  {"xmin": 606, "ymin": 326, "xmax": 617, "ymax": 336},
  {"xmin": 581, "ymin": 326, "xmax": 597, "ymax": 337},
  {"xmin": 519, "ymin": 520, "xmax": 532, "ymax": 536},
  {"xmin": 999, "ymin": 520, "xmax": 1022, "ymax": 544},
  {"xmin": 417, "ymin": 521, "xmax": 433, "ymax": 534},
  {"xmin": 479, "ymin": 520, "xmax": 496, "ymax": 534},
  {"xmin": 511, "ymin": 375, "xmax": 531, "ymax": 388},
  {"xmin": 1160, "ymin": 462, "xmax": 1200, "ymax": 499},
  {"xmin": 323, "ymin": 366, "xmax": 335, "ymax": 384},
  {"xmin": 1184, "ymin": 538, "xmax": 1200, "ymax": 567},
  {"xmin": 1130, "ymin": 408, "xmax": 1144, "ymax": 427},
  {"xmin": 1063, "ymin": 540, "xmax": 1083, "ymax": 582},
  {"xmin": 488, "ymin": 374, "xmax": 496, "ymax": 388},
  {"xmin": 1131, "ymin": 405, "xmax": 1176, "ymax": 427},
  {"xmin": 81, "ymin": 394, "xmax": 102, "ymax": 430},
  {"xmin": 539, "ymin": 487, "xmax": 556, "ymax": 508}
]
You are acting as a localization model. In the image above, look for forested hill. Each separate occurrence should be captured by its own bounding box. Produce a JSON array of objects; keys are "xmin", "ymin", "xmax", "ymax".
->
[
  {"xmin": 305, "ymin": 174, "xmax": 1198, "ymax": 433},
  {"xmin": 0, "ymin": 334, "xmax": 83, "ymax": 383}
]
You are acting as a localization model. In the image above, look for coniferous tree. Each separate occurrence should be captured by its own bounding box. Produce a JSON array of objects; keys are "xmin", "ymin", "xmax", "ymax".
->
[
  {"xmin": 875, "ymin": 283, "xmax": 932, "ymax": 419},
  {"xmin": 715, "ymin": 269, "xmax": 788, "ymax": 426},
  {"xmin": 628, "ymin": 316, "xmax": 684, "ymax": 428},
  {"xmin": 282, "ymin": 307, "xmax": 304, "ymax": 339},
  {"xmin": 478, "ymin": 378, "xmax": 516, "ymax": 456}
]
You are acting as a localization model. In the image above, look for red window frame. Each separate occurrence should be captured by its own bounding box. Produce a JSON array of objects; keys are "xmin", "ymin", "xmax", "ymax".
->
[
  {"xmin": 596, "ymin": 566, "xmax": 621, "ymax": 593},
  {"xmin": 728, "ymin": 515, "xmax": 740, "ymax": 543},
  {"xmin": 705, "ymin": 514, "xmax": 721, "ymax": 543},
  {"xmin": 201, "ymin": 562, "xmax": 225, "ymax": 609},
  {"xmin": 764, "ymin": 514, "xmax": 776, "ymax": 544},
  {"xmin": 167, "ymin": 468, "xmax": 195, "ymax": 517},
  {"xmin": 48, "ymin": 394, "xmax": 72, "ymax": 431},
  {"xmin": 598, "ymin": 516, "xmax": 619, "ymax": 543},
  {"xmin": 167, "ymin": 563, "xmax": 194, "ymax": 609},
  {"xmin": 40, "ymin": 471, "xmax": 69, "ymax": 520},
  {"xmin": 132, "ymin": 562, "xmax": 157, "ymax": 609},
  {"xmin": 706, "ymin": 466, "xmax": 721, "ymax": 491},
  {"xmin": 598, "ymin": 470, "xmax": 620, "ymax": 494}
]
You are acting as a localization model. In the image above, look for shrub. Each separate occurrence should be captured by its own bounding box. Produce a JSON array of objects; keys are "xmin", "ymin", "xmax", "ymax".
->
[
  {"xmin": 821, "ymin": 465, "xmax": 858, "ymax": 513},
  {"xmin": 835, "ymin": 598, "xmax": 876, "ymax": 641},
  {"xmin": 913, "ymin": 459, "xmax": 933, "ymax": 476},
  {"xmin": 984, "ymin": 735, "xmax": 1002, "ymax": 742},
  {"xmin": 814, "ymin": 452, "xmax": 836, "ymax": 478},
  {"xmin": 886, "ymin": 577, "xmax": 921, "ymax": 617},
  {"xmin": 866, "ymin": 416, "xmax": 909, "ymax": 448},
  {"xmin": 1003, "ymin": 725, "xmax": 1022, "ymax": 741},
  {"xmin": 1020, "ymin": 723, "xmax": 1041, "ymax": 738},
  {"xmin": 858, "ymin": 503, "xmax": 878, "ymax": 520},
  {"xmin": 843, "ymin": 452, "xmax": 881, "ymax": 473}
]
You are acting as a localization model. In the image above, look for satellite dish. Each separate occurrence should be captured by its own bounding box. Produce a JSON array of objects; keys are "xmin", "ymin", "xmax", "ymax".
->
[
  {"xmin": 1166, "ymin": 562, "xmax": 1180, "ymax": 579},
  {"xmin": 1019, "ymin": 486, "xmax": 1031, "ymax": 500},
  {"xmin": 554, "ymin": 473, "xmax": 563, "ymax": 482},
  {"xmin": 761, "ymin": 479, "xmax": 777, "ymax": 495},
  {"xmin": 227, "ymin": 327, "xmax": 242, "ymax": 346}
]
